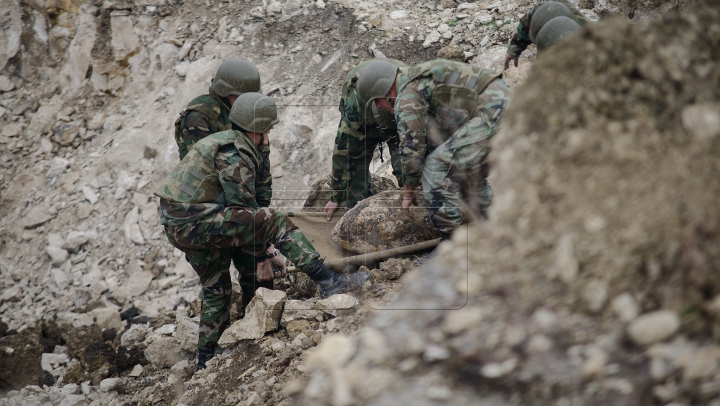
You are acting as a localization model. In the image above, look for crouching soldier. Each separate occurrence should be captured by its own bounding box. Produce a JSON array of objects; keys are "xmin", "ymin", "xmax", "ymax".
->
[
  {"xmin": 356, "ymin": 59, "xmax": 512, "ymax": 239},
  {"xmin": 504, "ymin": 0, "xmax": 594, "ymax": 69},
  {"xmin": 155, "ymin": 93, "xmax": 369, "ymax": 371},
  {"xmin": 324, "ymin": 59, "xmax": 407, "ymax": 220}
]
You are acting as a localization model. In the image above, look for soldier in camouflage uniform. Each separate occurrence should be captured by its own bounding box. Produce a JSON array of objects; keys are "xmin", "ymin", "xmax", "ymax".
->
[
  {"xmin": 323, "ymin": 59, "xmax": 407, "ymax": 221},
  {"xmin": 174, "ymin": 58, "xmax": 276, "ymax": 312},
  {"xmin": 505, "ymin": 1, "xmax": 595, "ymax": 69},
  {"xmin": 156, "ymin": 93, "xmax": 369, "ymax": 371},
  {"xmin": 357, "ymin": 59, "xmax": 511, "ymax": 238}
]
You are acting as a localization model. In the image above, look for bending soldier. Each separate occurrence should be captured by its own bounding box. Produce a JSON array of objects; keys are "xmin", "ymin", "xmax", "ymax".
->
[
  {"xmin": 173, "ymin": 58, "xmax": 275, "ymax": 313},
  {"xmin": 156, "ymin": 93, "xmax": 368, "ymax": 371},
  {"xmin": 324, "ymin": 59, "xmax": 407, "ymax": 221},
  {"xmin": 504, "ymin": 1, "xmax": 594, "ymax": 69},
  {"xmin": 357, "ymin": 59, "xmax": 512, "ymax": 239}
]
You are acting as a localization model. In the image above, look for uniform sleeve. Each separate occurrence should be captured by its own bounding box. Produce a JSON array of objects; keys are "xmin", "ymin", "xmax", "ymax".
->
[
  {"xmin": 255, "ymin": 144, "xmax": 273, "ymax": 207},
  {"xmin": 215, "ymin": 146, "xmax": 259, "ymax": 208},
  {"xmin": 178, "ymin": 111, "xmax": 214, "ymax": 160},
  {"xmin": 506, "ymin": 6, "xmax": 534, "ymax": 58},
  {"xmin": 330, "ymin": 91, "xmax": 366, "ymax": 203},
  {"xmin": 396, "ymin": 78, "xmax": 432, "ymax": 188}
]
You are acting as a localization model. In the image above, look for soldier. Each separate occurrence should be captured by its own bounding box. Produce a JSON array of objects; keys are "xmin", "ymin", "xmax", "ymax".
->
[
  {"xmin": 323, "ymin": 59, "xmax": 407, "ymax": 221},
  {"xmin": 356, "ymin": 59, "xmax": 512, "ymax": 239},
  {"xmin": 504, "ymin": 1, "xmax": 594, "ymax": 69},
  {"xmin": 156, "ymin": 93, "xmax": 369, "ymax": 371},
  {"xmin": 174, "ymin": 58, "xmax": 275, "ymax": 313}
]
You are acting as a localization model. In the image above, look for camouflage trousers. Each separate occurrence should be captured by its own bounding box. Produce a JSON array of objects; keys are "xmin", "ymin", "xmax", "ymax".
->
[
  {"xmin": 164, "ymin": 207, "xmax": 319, "ymax": 349},
  {"xmin": 334, "ymin": 136, "xmax": 403, "ymax": 209},
  {"xmin": 421, "ymin": 80, "xmax": 511, "ymax": 233}
]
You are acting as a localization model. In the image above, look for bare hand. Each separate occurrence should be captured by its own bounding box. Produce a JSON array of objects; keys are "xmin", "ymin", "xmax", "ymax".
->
[
  {"xmin": 402, "ymin": 185, "xmax": 417, "ymax": 218},
  {"xmin": 504, "ymin": 54, "xmax": 519, "ymax": 70},
  {"xmin": 256, "ymin": 259, "xmax": 274, "ymax": 281},
  {"xmin": 324, "ymin": 201, "xmax": 339, "ymax": 221}
]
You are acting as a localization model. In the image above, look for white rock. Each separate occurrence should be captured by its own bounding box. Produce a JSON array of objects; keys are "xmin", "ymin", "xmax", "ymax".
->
[
  {"xmin": 128, "ymin": 364, "xmax": 144, "ymax": 377},
  {"xmin": 0, "ymin": 75, "xmax": 11, "ymax": 92},
  {"xmin": 121, "ymin": 324, "xmax": 151, "ymax": 347},
  {"xmin": 317, "ymin": 294, "xmax": 358, "ymax": 311},
  {"xmin": 389, "ymin": 10, "xmax": 408, "ymax": 19},
  {"xmin": 627, "ymin": 310, "xmax": 680, "ymax": 345},
  {"xmin": 0, "ymin": 0, "xmax": 21, "ymax": 72},
  {"xmin": 110, "ymin": 11, "xmax": 141, "ymax": 61},
  {"xmin": 291, "ymin": 333, "xmax": 314, "ymax": 350},
  {"xmin": 23, "ymin": 206, "xmax": 55, "ymax": 229},
  {"xmin": 51, "ymin": 267, "xmax": 70, "ymax": 290},
  {"xmin": 281, "ymin": 300, "xmax": 321, "ymax": 324},
  {"xmin": 47, "ymin": 246, "xmax": 70, "ymax": 266},
  {"xmin": 442, "ymin": 307, "xmax": 483, "ymax": 335},
  {"xmin": 548, "ymin": 234, "xmax": 578, "ymax": 283},
  {"xmin": 59, "ymin": 10, "xmax": 96, "ymax": 89},
  {"xmin": 61, "ymin": 383, "xmax": 79, "ymax": 394},
  {"xmin": 584, "ymin": 279, "xmax": 608, "ymax": 313},
  {"xmin": 436, "ymin": 23, "xmax": 449, "ymax": 33},
  {"xmin": 155, "ymin": 324, "xmax": 176, "ymax": 335},
  {"xmin": 46, "ymin": 157, "xmax": 71, "ymax": 178},
  {"xmin": 86, "ymin": 113, "xmax": 106, "ymax": 130},
  {"xmin": 682, "ymin": 103, "xmax": 720, "ymax": 140},
  {"xmin": 315, "ymin": 0, "xmax": 325, "ymax": 9},
  {"xmin": 99, "ymin": 377, "xmax": 122, "ymax": 393},
  {"xmin": 175, "ymin": 308, "xmax": 199, "ymax": 352},
  {"xmin": 1, "ymin": 285, "xmax": 21, "ymax": 302},
  {"xmin": 115, "ymin": 271, "xmax": 154, "ymax": 301},
  {"xmin": 423, "ymin": 30, "xmax": 441, "ymax": 48},
  {"xmin": 481, "ymin": 358, "xmax": 518, "ymax": 378},
  {"xmin": 82, "ymin": 186, "xmax": 99, "ymax": 205},
  {"xmin": 527, "ymin": 334, "xmax": 553, "ymax": 353},
  {"xmin": 58, "ymin": 394, "xmax": 87, "ymax": 406},
  {"xmin": 91, "ymin": 308, "xmax": 122, "ymax": 330},
  {"xmin": 423, "ymin": 345, "xmax": 450, "ymax": 362},
  {"xmin": 218, "ymin": 288, "xmax": 286, "ymax": 345},
  {"xmin": 2, "ymin": 123, "xmax": 21, "ymax": 137},
  {"xmin": 612, "ymin": 293, "xmax": 639, "ymax": 322},
  {"xmin": 581, "ymin": 346, "xmax": 608, "ymax": 378},
  {"xmin": 41, "ymin": 353, "xmax": 69, "ymax": 372},
  {"xmin": 123, "ymin": 206, "xmax": 145, "ymax": 245},
  {"xmin": 305, "ymin": 334, "xmax": 357, "ymax": 371},
  {"xmin": 144, "ymin": 336, "xmax": 182, "ymax": 368},
  {"xmin": 62, "ymin": 231, "xmax": 94, "ymax": 252}
]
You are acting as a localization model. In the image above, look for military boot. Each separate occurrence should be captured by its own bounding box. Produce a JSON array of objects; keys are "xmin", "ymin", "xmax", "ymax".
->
[
  {"xmin": 306, "ymin": 260, "xmax": 371, "ymax": 299},
  {"xmin": 196, "ymin": 347, "xmax": 215, "ymax": 372}
]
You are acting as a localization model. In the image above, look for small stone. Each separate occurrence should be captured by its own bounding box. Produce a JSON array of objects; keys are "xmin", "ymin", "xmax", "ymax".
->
[
  {"xmin": 143, "ymin": 146, "xmax": 157, "ymax": 159},
  {"xmin": 305, "ymin": 334, "xmax": 357, "ymax": 371},
  {"xmin": 99, "ymin": 377, "xmax": 122, "ymax": 392},
  {"xmin": 62, "ymin": 231, "xmax": 94, "ymax": 252},
  {"xmin": 442, "ymin": 307, "xmax": 483, "ymax": 335},
  {"xmin": 23, "ymin": 206, "xmax": 56, "ymax": 229},
  {"xmin": 581, "ymin": 346, "xmax": 608, "ymax": 378},
  {"xmin": 2, "ymin": 123, "xmax": 22, "ymax": 137},
  {"xmin": 155, "ymin": 324, "xmax": 176, "ymax": 335},
  {"xmin": 218, "ymin": 288, "xmax": 287, "ymax": 345},
  {"xmin": 281, "ymin": 300, "xmax": 321, "ymax": 324},
  {"xmin": 0, "ymin": 75, "xmax": 15, "ymax": 92},
  {"xmin": 91, "ymin": 308, "xmax": 122, "ymax": 330},
  {"xmin": 86, "ymin": 114, "xmax": 106, "ymax": 130},
  {"xmin": 115, "ymin": 271, "xmax": 154, "ymax": 302},
  {"xmin": 144, "ymin": 336, "xmax": 182, "ymax": 368},
  {"xmin": 526, "ymin": 334, "xmax": 553, "ymax": 353},
  {"xmin": 119, "ymin": 323, "xmax": 150, "ymax": 347},
  {"xmin": 681, "ymin": 103, "xmax": 720, "ymax": 140},
  {"xmin": 548, "ymin": 234, "xmax": 578, "ymax": 283},
  {"xmin": 316, "ymin": 294, "xmax": 358, "ymax": 311},
  {"xmin": 423, "ymin": 30, "xmax": 441, "ymax": 48},
  {"xmin": 389, "ymin": 10, "xmax": 408, "ymax": 19},
  {"xmin": 82, "ymin": 186, "xmax": 99, "ymax": 205},
  {"xmin": 612, "ymin": 293, "xmax": 639, "ymax": 322},
  {"xmin": 584, "ymin": 279, "xmax": 608, "ymax": 313},
  {"xmin": 627, "ymin": 310, "xmax": 680, "ymax": 345},
  {"xmin": 47, "ymin": 246, "xmax": 69, "ymax": 266},
  {"xmin": 128, "ymin": 364, "xmax": 143, "ymax": 377},
  {"xmin": 423, "ymin": 345, "xmax": 450, "ymax": 362},
  {"xmin": 481, "ymin": 358, "xmax": 518, "ymax": 378},
  {"xmin": 286, "ymin": 320, "xmax": 311, "ymax": 340},
  {"xmin": 61, "ymin": 383, "xmax": 79, "ymax": 394}
]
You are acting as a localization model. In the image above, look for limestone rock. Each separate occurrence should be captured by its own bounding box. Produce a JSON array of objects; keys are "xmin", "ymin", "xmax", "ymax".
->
[
  {"xmin": 175, "ymin": 308, "xmax": 199, "ymax": 352},
  {"xmin": 110, "ymin": 11, "xmax": 140, "ymax": 61},
  {"xmin": 115, "ymin": 271, "xmax": 153, "ymax": 302},
  {"xmin": 62, "ymin": 231, "xmax": 95, "ymax": 252},
  {"xmin": 612, "ymin": 293, "xmax": 639, "ymax": 322},
  {"xmin": 627, "ymin": 310, "xmax": 680, "ymax": 345},
  {"xmin": 144, "ymin": 336, "xmax": 182, "ymax": 368},
  {"xmin": 218, "ymin": 288, "xmax": 286, "ymax": 345},
  {"xmin": 47, "ymin": 246, "xmax": 69, "ymax": 266},
  {"xmin": 317, "ymin": 294, "xmax": 358, "ymax": 311},
  {"xmin": 59, "ymin": 8, "xmax": 96, "ymax": 89},
  {"xmin": 0, "ymin": 0, "xmax": 22, "ymax": 72},
  {"xmin": 372, "ymin": 258, "xmax": 413, "ymax": 281},
  {"xmin": 437, "ymin": 45, "xmax": 465, "ymax": 61},
  {"xmin": 91, "ymin": 308, "xmax": 122, "ymax": 330},
  {"xmin": 120, "ymin": 324, "xmax": 151, "ymax": 348},
  {"xmin": 331, "ymin": 190, "xmax": 441, "ymax": 254},
  {"xmin": 24, "ymin": 205, "xmax": 55, "ymax": 229},
  {"xmin": 99, "ymin": 377, "xmax": 123, "ymax": 393},
  {"xmin": 281, "ymin": 300, "xmax": 321, "ymax": 325}
]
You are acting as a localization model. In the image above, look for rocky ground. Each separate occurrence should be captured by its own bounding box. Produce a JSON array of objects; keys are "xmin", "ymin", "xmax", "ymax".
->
[{"xmin": 0, "ymin": 0, "xmax": 705, "ymax": 404}]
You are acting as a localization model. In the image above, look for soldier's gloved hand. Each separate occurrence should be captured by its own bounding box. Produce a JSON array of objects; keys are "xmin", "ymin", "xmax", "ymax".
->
[
  {"xmin": 255, "ymin": 259, "xmax": 274, "ymax": 281},
  {"xmin": 504, "ymin": 54, "xmax": 519, "ymax": 70},
  {"xmin": 324, "ymin": 201, "xmax": 339, "ymax": 221},
  {"xmin": 402, "ymin": 185, "xmax": 418, "ymax": 218}
]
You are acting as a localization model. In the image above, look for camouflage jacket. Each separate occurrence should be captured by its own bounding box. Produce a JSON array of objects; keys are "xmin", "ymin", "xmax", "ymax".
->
[
  {"xmin": 507, "ymin": 0, "xmax": 594, "ymax": 58},
  {"xmin": 330, "ymin": 59, "xmax": 406, "ymax": 203},
  {"xmin": 395, "ymin": 59, "xmax": 501, "ymax": 187},
  {"xmin": 175, "ymin": 87, "xmax": 273, "ymax": 207},
  {"xmin": 154, "ymin": 129, "xmax": 264, "ymax": 226}
]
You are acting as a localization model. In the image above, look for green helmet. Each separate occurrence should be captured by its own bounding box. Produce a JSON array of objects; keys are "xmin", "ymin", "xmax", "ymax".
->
[
  {"xmin": 229, "ymin": 93, "xmax": 279, "ymax": 133},
  {"xmin": 536, "ymin": 16, "xmax": 581, "ymax": 52},
  {"xmin": 356, "ymin": 60, "xmax": 399, "ymax": 106},
  {"xmin": 212, "ymin": 58, "xmax": 261, "ymax": 98},
  {"xmin": 529, "ymin": 2, "xmax": 573, "ymax": 43}
]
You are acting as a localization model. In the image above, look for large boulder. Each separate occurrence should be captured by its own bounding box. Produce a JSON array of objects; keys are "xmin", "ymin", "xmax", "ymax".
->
[
  {"xmin": 218, "ymin": 288, "xmax": 286, "ymax": 346},
  {"xmin": 331, "ymin": 190, "xmax": 441, "ymax": 254}
]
